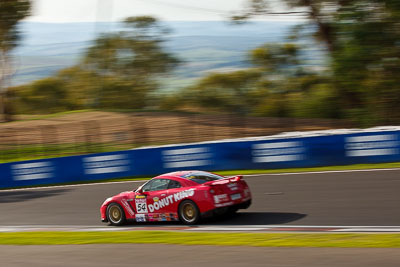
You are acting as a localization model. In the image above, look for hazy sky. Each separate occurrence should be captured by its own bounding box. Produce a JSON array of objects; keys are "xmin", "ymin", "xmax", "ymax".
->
[{"xmin": 27, "ymin": 0, "xmax": 299, "ymax": 22}]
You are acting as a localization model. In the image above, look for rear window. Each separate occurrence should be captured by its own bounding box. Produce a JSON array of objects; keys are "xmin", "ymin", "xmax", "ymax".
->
[{"xmin": 181, "ymin": 171, "xmax": 224, "ymax": 184}]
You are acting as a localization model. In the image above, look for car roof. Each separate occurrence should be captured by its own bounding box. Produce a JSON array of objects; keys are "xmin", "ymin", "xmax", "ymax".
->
[
  {"xmin": 154, "ymin": 170, "xmax": 223, "ymax": 180},
  {"xmin": 153, "ymin": 171, "xmax": 195, "ymax": 180}
]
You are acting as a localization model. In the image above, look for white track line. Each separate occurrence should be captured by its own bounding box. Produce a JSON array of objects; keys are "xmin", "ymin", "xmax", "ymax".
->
[
  {"xmin": 188, "ymin": 227, "xmax": 267, "ymax": 231},
  {"xmin": 1, "ymin": 225, "xmax": 400, "ymax": 233},
  {"xmin": 0, "ymin": 225, "xmax": 399, "ymax": 228},
  {"xmin": 332, "ymin": 228, "xmax": 400, "ymax": 232}
]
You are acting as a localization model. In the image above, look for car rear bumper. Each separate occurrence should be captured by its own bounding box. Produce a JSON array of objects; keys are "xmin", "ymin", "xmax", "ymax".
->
[{"xmin": 201, "ymin": 199, "xmax": 252, "ymax": 218}]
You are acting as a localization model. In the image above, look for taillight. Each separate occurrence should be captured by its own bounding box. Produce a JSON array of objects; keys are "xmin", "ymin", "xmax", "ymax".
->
[{"xmin": 209, "ymin": 186, "xmax": 224, "ymax": 194}]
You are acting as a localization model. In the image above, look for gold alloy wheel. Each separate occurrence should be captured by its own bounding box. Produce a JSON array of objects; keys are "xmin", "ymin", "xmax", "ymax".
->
[
  {"xmin": 109, "ymin": 205, "xmax": 122, "ymax": 223},
  {"xmin": 182, "ymin": 203, "xmax": 195, "ymax": 222}
]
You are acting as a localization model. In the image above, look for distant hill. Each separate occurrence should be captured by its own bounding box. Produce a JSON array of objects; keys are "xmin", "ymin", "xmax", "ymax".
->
[{"xmin": 11, "ymin": 21, "xmax": 324, "ymax": 90}]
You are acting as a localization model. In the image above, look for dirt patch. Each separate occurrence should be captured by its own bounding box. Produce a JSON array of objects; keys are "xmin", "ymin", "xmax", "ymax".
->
[{"xmin": 0, "ymin": 111, "xmax": 350, "ymax": 146}]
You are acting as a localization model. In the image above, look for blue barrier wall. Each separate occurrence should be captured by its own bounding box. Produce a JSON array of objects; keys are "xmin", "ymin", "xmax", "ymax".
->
[{"xmin": 1, "ymin": 130, "xmax": 400, "ymax": 189}]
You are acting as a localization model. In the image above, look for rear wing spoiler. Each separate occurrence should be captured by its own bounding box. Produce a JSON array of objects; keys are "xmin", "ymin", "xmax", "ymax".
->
[{"xmin": 204, "ymin": 175, "xmax": 243, "ymax": 186}]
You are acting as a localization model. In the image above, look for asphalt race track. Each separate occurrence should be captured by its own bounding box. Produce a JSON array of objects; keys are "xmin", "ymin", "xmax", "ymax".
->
[
  {"xmin": 1, "ymin": 169, "xmax": 400, "ymax": 267},
  {"xmin": 2, "ymin": 244, "xmax": 400, "ymax": 267},
  {"xmin": 1, "ymin": 168, "xmax": 400, "ymax": 227}
]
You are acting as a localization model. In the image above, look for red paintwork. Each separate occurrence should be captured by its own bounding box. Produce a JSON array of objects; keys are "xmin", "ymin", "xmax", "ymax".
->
[{"xmin": 100, "ymin": 171, "xmax": 252, "ymax": 223}]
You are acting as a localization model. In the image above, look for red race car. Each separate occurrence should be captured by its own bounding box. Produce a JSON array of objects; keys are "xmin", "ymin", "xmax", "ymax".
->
[{"xmin": 100, "ymin": 170, "xmax": 252, "ymax": 225}]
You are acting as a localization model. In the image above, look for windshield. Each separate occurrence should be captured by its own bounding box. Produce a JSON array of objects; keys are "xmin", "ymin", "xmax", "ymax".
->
[{"xmin": 181, "ymin": 171, "xmax": 224, "ymax": 184}]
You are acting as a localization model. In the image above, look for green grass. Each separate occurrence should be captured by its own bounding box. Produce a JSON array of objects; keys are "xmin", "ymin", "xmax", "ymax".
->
[
  {"xmin": 0, "ymin": 231, "xmax": 399, "ymax": 247},
  {"xmin": 216, "ymin": 162, "xmax": 400, "ymax": 176},
  {"xmin": 0, "ymin": 143, "xmax": 138, "ymax": 163}
]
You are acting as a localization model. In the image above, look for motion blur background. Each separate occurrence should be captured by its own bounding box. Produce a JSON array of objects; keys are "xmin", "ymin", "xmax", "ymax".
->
[{"xmin": 0, "ymin": 0, "xmax": 399, "ymax": 162}]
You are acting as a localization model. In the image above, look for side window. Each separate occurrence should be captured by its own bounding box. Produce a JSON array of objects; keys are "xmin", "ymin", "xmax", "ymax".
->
[
  {"xmin": 141, "ymin": 180, "xmax": 154, "ymax": 192},
  {"xmin": 142, "ymin": 179, "xmax": 169, "ymax": 192},
  {"xmin": 168, "ymin": 180, "xmax": 182, "ymax": 189}
]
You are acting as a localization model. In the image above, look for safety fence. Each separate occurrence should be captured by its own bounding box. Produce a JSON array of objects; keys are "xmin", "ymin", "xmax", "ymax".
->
[
  {"xmin": 1, "ymin": 127, "xmax": 399, "ymax": 189},
  {"xmin": 0, "ymin": 112, "xmax": 348, "ymax": 163}
]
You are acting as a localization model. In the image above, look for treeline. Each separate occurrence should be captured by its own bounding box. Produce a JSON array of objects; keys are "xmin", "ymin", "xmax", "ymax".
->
[
  {"xmin": 11, "ymin": 16, "xmax": 180, "ymax": 114},
  {"xmin": 4, "ymin": 0, "xmax": 400, "ymax": 127}
]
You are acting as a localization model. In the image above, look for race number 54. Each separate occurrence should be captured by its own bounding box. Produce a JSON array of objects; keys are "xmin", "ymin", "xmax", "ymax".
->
[{"xmin": 135, "ymin": 199, "xmax": 148, "ymax": 213}]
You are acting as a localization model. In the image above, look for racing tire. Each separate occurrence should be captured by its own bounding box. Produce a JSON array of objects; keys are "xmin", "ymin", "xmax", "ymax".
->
[
  {"xmin": 178, "ymin": 200, "xmax": 200, "ymax": 225},
  {"xmin": 106, "ymin": 203, "xmax": 126, "ymax": 226}
]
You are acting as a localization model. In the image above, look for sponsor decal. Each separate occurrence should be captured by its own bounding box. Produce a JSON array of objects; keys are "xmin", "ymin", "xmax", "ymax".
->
[
  {"xmin": 148, "ymin": 214, "xmax": 158, "ymax": 222},
  {"xmin": 135, "ymin": 195, "xmax": 146, "ymax": 199},
  {"xmin": 136, "ymin": 214, "xmax": 146, "ymax": 222},
  {"xmin": 252, "ymin": 141, "xmax": 306, "ymax": 163},
  {"xmin": 227, "ymin": 183, "xmax": 238, "ymax": 191},
  {"xmin": 11, "ymin": 161, "xmax": 55, "ymax": 181},
  {"xmin": 213, "ymin": 194, "xmax": 228, "ymax": 204},
  {"xmin": 169, "ymin": 213, "xmax": 176, "ymax": 221},
  {"xmin": 121, "ymin": 199, "xmax": 135, "ymax": 216},
  {"xmin": 83, "ymin": 154, "xmax": 130, "ymax": 175},
  {"xmin": 153, "ymin": 197, "xmax": 159, "ymax": 202},
  {"xmin": 135, "ymin": 198, "xmax": 148, "ymax": 214},
  {"xmin": 148, "ymin": 189, "xmax": 195, "ymax": 212},
  {"xmin": 162, "ymin": 147, "xmax": 213, "ymax": 168},
  {"xmin": 172, "ymin": 213, "xmax": 179, "ymax": 221},
  {"xmin": 345, "ymin": 134, "xmax": 399, "ymax": 157},
  {"xmin": 147, "ymin": 213, "xmax": 179, "ymax": 222}
]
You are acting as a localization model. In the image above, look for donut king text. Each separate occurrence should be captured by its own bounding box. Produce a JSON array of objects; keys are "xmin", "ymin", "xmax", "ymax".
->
[{"xmin": 148, "ymin": 189, "xmax": 195, "ymax": 212}]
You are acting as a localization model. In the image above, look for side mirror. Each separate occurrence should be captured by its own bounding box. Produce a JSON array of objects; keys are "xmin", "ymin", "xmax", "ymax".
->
[{"xmin": 136, "ymin": 188, "xmax": 149, "ymax": 195}]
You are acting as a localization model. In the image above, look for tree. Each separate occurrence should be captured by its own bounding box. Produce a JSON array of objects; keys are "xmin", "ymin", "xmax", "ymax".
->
[
  {"xmin": 249, "ymin": 43, "xmax": 317, "ymax": 117},
  {"xmin": 11, "ymin": 66, "xmax": 99, "ymax": 114},
  {"xmin": 331, "ymin": 1, "xmax": 400, "ymax": 124},
  {"xmin": 250, "ymin": 43, "xmax": 301, "ymax": 77},
  {"xmin": 183, "ymin": 43, "xmax": 317, "ymax": 117},
  {"xmin": 14, "ymin": 78, "xmax": 72, "ymax": 114},
  {"xmin": 0, "ymin": 0, "xmax": 31, "ymax": 121},
  {"xmin": 56, "ymin": 66, "xmax": 100, "ymax": 109},
  {"xmin": 233, "ymin": 0, "xmax": 342, "ymax": 53},
  {"xmin": 83, "ymin": 16, "xmax": 180, "ymax": 109},
  {"xmin": 236, "ymin": 0, "xmax": 400, "ymax": 125},
  {"xmin": 184, "ymin": 70, "xmax": 262, "ymax": 115}
]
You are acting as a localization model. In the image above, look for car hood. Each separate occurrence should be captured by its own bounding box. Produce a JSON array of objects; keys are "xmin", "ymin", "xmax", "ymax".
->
[
  {"xmin": 118, "ymin": 191, "xmax": 132, "ymax": 197},
  {"xmin": 102, "ymin": 191, "xmax": 133, "ymax": 206}
]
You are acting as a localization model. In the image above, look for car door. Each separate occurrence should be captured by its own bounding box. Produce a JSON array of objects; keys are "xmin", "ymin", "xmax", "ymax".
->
[
  {"xmin": 164, "ymin": 179, "xmax": 183, "ymax": 219},
  {"xmin": 134, "ymin": 179, "xmax": 170, "ymax": 222}
]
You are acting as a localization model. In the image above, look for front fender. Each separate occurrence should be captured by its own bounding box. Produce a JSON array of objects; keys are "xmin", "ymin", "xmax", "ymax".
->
[{"xmin": 100, "ymin": 197, "xmax": 136, "ymax": 221}]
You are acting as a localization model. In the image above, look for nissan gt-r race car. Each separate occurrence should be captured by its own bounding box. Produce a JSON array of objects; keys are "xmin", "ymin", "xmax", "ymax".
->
[{"xmin": 100, "ymin": 170, "xmax": 252, "ymax": 225}]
